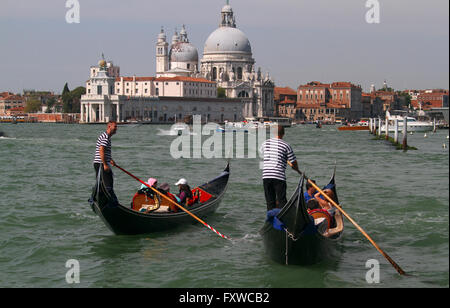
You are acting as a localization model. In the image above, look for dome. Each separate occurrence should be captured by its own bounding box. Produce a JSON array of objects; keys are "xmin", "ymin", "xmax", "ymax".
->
[
  {"xmin": 221, "ymin": 5, "xmax": 233, "ymax": 13},
  {"xmin": 204, "ymin": 27, "xmax": 252, "ymax": 54},
  {"xmin": 170, "ymin": 41, "xmax": 199, "ymax": 62}
]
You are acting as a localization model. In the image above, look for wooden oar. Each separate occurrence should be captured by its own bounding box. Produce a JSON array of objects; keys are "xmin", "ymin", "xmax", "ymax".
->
[
  {"xmin": 287, "ymin": 161, "xmax": 406, "ymax": 276},
  {"xmin": 114, "ymin": 164, "xmax": 231, "ymax": 241}
]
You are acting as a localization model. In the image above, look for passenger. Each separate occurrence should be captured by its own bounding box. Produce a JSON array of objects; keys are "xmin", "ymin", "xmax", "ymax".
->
[
  {"xmin": 157, "ymin": 182, "xmax": 170, "ymax": 195},
  {"xmin": 138, "ymin": 178, "xmax": 158, "ymax": 198},
  {"xmin": 304, "ymin": 180, "xmax": 317, "ymax": 203},
  {"xmin": 314, "ymin": 189, "xmax": 336, "ymax": 216},
  {"xmin": 174, "ymin": 178, "xmax": 193, "ymax": 206},
  {"xmin": 306, "ymin": 199, "xmax": 320, "ymax": 211}
]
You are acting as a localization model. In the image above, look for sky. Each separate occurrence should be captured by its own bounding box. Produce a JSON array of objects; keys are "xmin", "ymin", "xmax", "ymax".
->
[{"xmin": 0, "ymin": 0, "xmax": 448, "ymax": 94}]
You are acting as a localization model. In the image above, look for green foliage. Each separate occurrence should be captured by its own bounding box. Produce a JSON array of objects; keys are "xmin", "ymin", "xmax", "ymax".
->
[
  {"xmin": 61, "ymin": 83, "xmax": 86, "ymax": 113},
  {"xmin": 217, "ymin": 87, "xmax": 226, "ymax": 98},
  {"xmin": 24, "ymin": 98, "xmax": 42, "ymax": 113}
]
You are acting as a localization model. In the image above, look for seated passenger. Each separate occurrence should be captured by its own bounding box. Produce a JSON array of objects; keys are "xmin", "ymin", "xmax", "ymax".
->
[
  {"xmin": 139, "ymin": 178, "xmax": 158, "ymax": 194},
  {"xmin": 304, "ymin": 180, "xmax": 317, "ymax": 203},
  {"xmin": 306, "ymin": 199, "xmax": 320, "ymax": 211},
  {"xmin": 314, "ymin": 189, "xmax": 336, "ymax": 216},
  {"xmin": 174, "ymin": 178, "xmax": 193, "ymax": 206}
]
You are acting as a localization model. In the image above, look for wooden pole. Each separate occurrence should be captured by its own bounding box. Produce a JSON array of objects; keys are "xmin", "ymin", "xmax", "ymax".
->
[
  {"xmin": 394, "ymin": 118, "xmax": 399, "ymax": 144},
  {"xmin": 369, "ymin": 118, "xmax": 373, "ymax": 134},
  {"xmin": 402, "ymin": 116, "xmax": 408, "ymax": 150},
  {"xmin": 377, "ymin": 118, "xmax": 382, "ymax": 137},
  {"xmin": 385, "ymin": 116, "xmax": 389, "ymax": 140}
]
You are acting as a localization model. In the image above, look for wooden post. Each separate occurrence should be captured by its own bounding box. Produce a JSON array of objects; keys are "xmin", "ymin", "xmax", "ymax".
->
[
  {"xmin": 378, "ymin": 118, "xmax": 382, "ymax": 136},
  {"xmin": 433, "ymin": 118, "xmax": 437, "ymax": 133},
  {"xmin": 369, "ymin": 118, "xmax": 373, "ymax": 133},
  {"xmin": 385, "ymin": 116, "xmax": 389, "ymax": 140},
  {"xmin": 402, "ymin": 116, "xmax": 408, "ymax": 151},
  {"xmin": 394, "ymin": 118, "xmax": 399, "ymax": 144}
]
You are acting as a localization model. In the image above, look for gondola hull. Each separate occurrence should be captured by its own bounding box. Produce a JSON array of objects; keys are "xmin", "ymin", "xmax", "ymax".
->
[
  {"xmin": 90, "ymin": 165, "xmax": 230, "ymax": 235},
  {"xmin": 260, "ymin": 174, "xmax": 343, "ymax": 265}
]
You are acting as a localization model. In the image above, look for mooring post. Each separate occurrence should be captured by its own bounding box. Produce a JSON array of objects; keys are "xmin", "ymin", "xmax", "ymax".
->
[
  {"xmin": 369, "ymin": 118, "xmax": 373, "ymax": 134},
  {"xmin": 385, "ymin": 116, "xmax": 389, "ymax": 140},
  {"xmin": 378, "ymin": 117, "xmax": 382, "ymax": 137},
  {"xmin": 433, "ymin": 118, "xmax": 437, "ymax": 133},
  {"xmin": 402, "ymin": 115, "xmax": 408, "ymax": 151},
  {"xmin": 394, "ymin": 118, "xmax": 399, "ymax": 144}
]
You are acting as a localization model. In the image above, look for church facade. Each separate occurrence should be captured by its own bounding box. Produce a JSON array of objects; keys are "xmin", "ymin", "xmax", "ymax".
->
[{"xmin": 80, "ymin": 2, "xmax": 274, "ymax": 124}]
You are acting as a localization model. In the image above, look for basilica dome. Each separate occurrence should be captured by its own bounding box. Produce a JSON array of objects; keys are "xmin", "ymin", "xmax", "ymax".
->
[{"xmin": 203, "ymin": 27, "xmax": 252, "ymax": 55}]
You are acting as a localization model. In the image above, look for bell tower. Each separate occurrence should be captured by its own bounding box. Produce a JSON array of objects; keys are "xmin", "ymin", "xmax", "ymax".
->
[{"xmin": 156, "ymin": 27, "xmax": 169, "ymax": 76}]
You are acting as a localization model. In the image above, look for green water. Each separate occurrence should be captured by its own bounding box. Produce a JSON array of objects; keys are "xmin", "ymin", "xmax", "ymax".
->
[{"xmin": 0, "ymin": 123, "xmax": 448, "ymax": 288}]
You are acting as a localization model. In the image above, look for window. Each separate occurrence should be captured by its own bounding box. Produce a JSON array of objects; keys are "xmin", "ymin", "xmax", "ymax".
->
[
  {"xmin": 156, "ymin": 88, "xmax": 159, "ymax": 96},
  {"xmin": 212, "ymin": 67, "xmax": 217, "ymax": 81},
  {"xmin": 97, "ymin": 85, "xmax": 102, "ymax": 95},
  {"xmin": 237, "ymin": 67, "xmax": 243, "ymax": 80}
]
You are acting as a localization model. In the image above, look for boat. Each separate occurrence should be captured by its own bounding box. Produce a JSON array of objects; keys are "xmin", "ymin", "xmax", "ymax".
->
[
  {"xmin": 89, "ymin": 164, "xmax": 230, "ymax": 235},
  {"xmin": 338, "ymin": 125, "xmax": 369, "ymax": 131},
  {"xmin": 260, "ymin": 171, "xmax": 344, "ymax": 265},
  {"xmin": 381, "ymin": 111, "xmax": 434, "ymax": 132}
]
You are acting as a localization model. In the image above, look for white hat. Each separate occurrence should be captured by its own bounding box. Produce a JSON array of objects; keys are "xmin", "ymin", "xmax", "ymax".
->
[{"xmin": 175, "ymin": 178, "xmax": 187, "ymax": 186}]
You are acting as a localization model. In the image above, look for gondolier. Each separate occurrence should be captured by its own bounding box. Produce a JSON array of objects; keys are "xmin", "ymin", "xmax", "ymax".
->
[
  {"xmin": 94, "ymin": 121, "xmax": 118, "ymax": 195},
  {"xmin": 260, "ymin": 125, "xmax": 300, "ymax": 211}
]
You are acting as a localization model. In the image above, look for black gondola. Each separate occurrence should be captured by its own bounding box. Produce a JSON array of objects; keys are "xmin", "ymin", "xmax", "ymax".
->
[
  {"xmin": 89, "ymin": 164, "xmax": 230, "ymax": 235},
  {"xmin": 260, "ymin": 171, "xmax": 344, "ymax": 265}
]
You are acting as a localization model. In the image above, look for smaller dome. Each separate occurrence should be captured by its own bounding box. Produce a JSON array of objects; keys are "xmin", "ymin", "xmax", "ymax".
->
[{"xmin": 170, "ymin": 42, "xmax": 198, "ymax": 63}]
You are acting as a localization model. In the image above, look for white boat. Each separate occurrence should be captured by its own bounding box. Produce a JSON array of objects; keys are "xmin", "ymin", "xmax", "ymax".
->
[{"xmin": 381, "ymin": 111, "xmax": 434, "ymax": 132}]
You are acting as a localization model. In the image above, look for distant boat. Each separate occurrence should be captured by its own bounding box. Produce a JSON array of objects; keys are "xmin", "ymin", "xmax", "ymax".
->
[
  {"xmin": 338, "ymin": 125, "xmax": 369, "ymax": 131},
  {"xmin": 381, "ymin": 116, "xmax": 434, "ymax": 132}
]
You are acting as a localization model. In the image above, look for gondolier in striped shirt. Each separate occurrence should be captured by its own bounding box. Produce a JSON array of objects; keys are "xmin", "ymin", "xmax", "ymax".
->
[
  {"xmin": 260, "ymin": 125, "xmax": 300, "ymax": 211},
  {"xmin": 94, "ymin": 121, "xmax": 118, "ymax": 194}
]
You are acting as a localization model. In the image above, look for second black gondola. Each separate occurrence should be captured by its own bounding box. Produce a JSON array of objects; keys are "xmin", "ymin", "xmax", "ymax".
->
[{"xmin": 260, "ymin": 171, "xmax": 344, "ymax": 265}]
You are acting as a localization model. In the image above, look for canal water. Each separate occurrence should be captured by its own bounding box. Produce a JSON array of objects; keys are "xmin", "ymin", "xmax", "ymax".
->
[{"xmin": 0, "ymin": 123, "xmax": 448, "ymax": 287}]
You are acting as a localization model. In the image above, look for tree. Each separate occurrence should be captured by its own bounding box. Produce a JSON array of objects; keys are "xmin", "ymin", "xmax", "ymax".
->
[
  {"xmin": 24, "ymin": 98, "xmax": 42, "ymax": 113},
  {"xmin": 217, "ymin": 87, "xmax": 226, "ymax": 98}
]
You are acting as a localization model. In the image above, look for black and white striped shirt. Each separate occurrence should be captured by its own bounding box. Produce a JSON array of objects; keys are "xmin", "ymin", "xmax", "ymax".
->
[
  {"xmin": 261, "ymin": 138, "xmax": 297, "ymax": 181},
  {"xmin": 94, "ymin": 132, "xmax": 112, "ymax": 164}
]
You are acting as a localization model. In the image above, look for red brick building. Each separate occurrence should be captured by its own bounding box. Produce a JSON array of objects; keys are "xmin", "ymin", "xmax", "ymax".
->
[
  {"xmin": 0, "ymin": 92, "xmax": 24, "ymax": 116},
  {"xmin": 296, "ymin": 81, "xmax": 362, "ymax": 122},
  {"xmin": 416, "ymin": 90, "xmax": 449, "ymax": 110}
]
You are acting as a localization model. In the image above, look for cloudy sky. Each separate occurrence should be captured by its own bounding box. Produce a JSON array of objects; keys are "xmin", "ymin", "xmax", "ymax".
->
[{"xmin": 0, "ymin": 0, "xmax": 448, "ymax": 94}]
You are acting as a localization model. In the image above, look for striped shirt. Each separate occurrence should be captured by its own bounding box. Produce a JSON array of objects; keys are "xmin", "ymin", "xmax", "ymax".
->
[
  {"xmin": 94, "ymin": 132, "xmax": 112, "ymax": 164},
  {"xmin": 261, "ymin": 138, "xmax": 297, "ymax": 181}
]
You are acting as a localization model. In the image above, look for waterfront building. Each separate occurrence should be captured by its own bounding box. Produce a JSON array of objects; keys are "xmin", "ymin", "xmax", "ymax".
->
[
  {"xmin": 0, "ymin": 92, "xmax": 24, "ymax": 116},
  {"xmin": 296, "ymin": 81, "xmax": 363, "ymax": 122},
  {"xmin": 416, "ymin": 90, "xmax": 449, "ymax": 110},
  {"xmin": 275, "ymin": 87, "xmax": 298, "ymax": 119},
  {"xmin": 80, "ymin": 2, "xmax": 274, "ymax": 124}
]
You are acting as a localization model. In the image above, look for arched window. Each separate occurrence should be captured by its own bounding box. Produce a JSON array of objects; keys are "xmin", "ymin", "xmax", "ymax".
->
[
  {"xmin": 212, "ymin": 67, "xmax": 217, "ymax": 81},
  {"xmin": 238, "ymin": 91, "xmax": 249, "ymax": 98}
]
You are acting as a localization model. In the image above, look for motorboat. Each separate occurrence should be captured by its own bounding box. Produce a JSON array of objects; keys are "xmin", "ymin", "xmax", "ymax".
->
[{"xmin": 381, "ymin": 111, "xmax": 434, "ymax": 132}]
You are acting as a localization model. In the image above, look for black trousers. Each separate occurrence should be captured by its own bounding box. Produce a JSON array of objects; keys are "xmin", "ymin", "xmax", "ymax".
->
[
  {"xmin": 94, "ymin": 163, "xmax": 114, "ymax": 191},
  {"xmin": 263, "ymin": 178, "xmax": 287, "ymax": 211}
]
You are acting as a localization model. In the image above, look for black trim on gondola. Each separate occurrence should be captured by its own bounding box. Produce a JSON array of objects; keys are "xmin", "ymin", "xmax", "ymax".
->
[
  {"xmin": 90, "ymin": 163, "xmax": 230, "ymax": 235},
  {"xmin": 260, "ymin": 170, "xmax": 343, "ymax": 265}
]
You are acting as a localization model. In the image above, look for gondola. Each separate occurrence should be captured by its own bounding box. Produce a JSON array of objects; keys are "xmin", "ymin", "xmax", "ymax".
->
[
  {"xmin": 260, "ymin": 171, "xmax": 344, "ymax": 265},
  {"xmin": 89, "ymin": 164, "xmax": 230, "ymax": 235}
]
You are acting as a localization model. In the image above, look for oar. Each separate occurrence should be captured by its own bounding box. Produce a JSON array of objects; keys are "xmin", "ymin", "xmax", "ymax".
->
[
  {"xmin": 287, "ymin": 161, "xmax": 406, "ymax": 276},
  {"xmin": 114, "ymin": 164, "xmax": 231, "ymax": 241}
]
